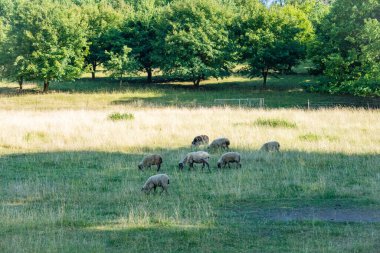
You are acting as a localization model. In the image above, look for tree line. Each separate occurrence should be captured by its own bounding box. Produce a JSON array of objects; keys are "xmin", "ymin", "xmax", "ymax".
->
[{"xmin": 0, "ymin": 0, "xmax": 378, "ymax": 96}]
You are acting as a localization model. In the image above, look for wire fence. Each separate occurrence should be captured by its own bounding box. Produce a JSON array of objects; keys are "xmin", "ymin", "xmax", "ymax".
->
[{"xmin": 121, "ymin": 98, "xmax": 380, "ymax": 110}]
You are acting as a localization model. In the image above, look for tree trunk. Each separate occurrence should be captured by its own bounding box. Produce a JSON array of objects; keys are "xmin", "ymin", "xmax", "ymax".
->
[
  {"xmin": 262, "ymin": 68, "xmax": 268, "ymax": 87},
  {"xmin": 193, "ymin": 77, "xmax": 201, "ymax": 87},
  {"xmin": 91, "ymin": 61, "xmax": 97, "ymax": 79},
  {"xmin": 146, "ymin": 68, "xmax": 152, "ymax": 83},
  {"xmin": 43, "ymin": 79, "xmax": 50, "ymax": 92},
  {"xmin": 18, "ymin": 77, "xmax": 23, "ymax": 90}
]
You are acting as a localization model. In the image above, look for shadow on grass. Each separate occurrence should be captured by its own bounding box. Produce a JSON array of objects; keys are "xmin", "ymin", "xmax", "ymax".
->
[{"xmin": 0, "ymin": 149, "xmax": 379, "ymax": 252}]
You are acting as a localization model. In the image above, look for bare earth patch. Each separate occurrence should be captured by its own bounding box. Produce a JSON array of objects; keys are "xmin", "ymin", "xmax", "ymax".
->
[{"xmin": 224, "ymin": 202, "xmax": 380, "ymax": 223}]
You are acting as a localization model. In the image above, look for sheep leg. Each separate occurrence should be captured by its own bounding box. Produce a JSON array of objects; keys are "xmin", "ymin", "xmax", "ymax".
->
[
  {"xmin": 153, "ymin": 186, "xmax": 157, "ymax": 193},
  {"xmin": 189, "ymin": 162, "xmax": 194, "ymax": 171},
  {"xmin": 228, "ymin": 162, "xmax": 231, "ymax": 168},
  {"xmin": 157, "ymin": 164, "xmax": 161, "ymax": 172},
  {"xmin": 237, "ymin": 162, "xmax": 241, "ymax": 169},
  {"xmin": 201, "ymin": 160, "xmax": 210, "ymax": 172}
]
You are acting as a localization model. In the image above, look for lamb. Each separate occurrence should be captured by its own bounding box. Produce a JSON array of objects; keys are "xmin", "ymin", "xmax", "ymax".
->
[
  {"xmin": 141, "ymin": 174, "xmax": 170, "ymax": 194},
  {"xmin": 208, "ymin": 137, "xmax": 230, "ymax": 150},
  {"xmin": 179, "ymin": 151, "xmax": 210, "ymax": 171},
  {"xmin": 217, "ymin": 152, "xmax": 241, "ymax": 169},
  {"xmin": 260, "ymin": 141, "xmax": 280, "ymax": 152},
  {"xmin": 191, "ymin": 135, "xmax": 209, "ymax": 147},
  {"xmin": 138, "ymin": 154, "xmax": 163, "ymax": 171}
]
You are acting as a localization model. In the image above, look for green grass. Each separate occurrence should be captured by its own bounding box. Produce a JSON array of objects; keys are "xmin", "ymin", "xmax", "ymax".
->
[
  {"xmin": 108, "ymin": 112, "xmax": 135, "ymax": 121},
  {"xmin": 0, "ymin": 150, "xmax": 379, "ymax": 252},
  {"xmin": 0, "ymin": 73, "xmax": 379, "ymax": 252},
  {"xmin": 1, "ymin": 74, "xmax": 377, "ymax": 110},
  {"xmin": 255, "ymin": 118, "xmax": 297, "ymax": 128}
]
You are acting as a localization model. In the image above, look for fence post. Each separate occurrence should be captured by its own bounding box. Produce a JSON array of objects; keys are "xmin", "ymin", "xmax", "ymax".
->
[{"xmin": 307, "ymin": 99, "xmax": 310, "ymax": 110}]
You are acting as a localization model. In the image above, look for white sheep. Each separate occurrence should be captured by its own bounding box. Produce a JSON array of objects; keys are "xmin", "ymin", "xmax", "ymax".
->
[
  {"xmin": 138, "ymin": 154, "xmax": 163, "ymax": 171},
  {"xmin": 217, "ymin": 152, "xmax": 241, "ymax": 169},
  {"xmin": 208, "ymin": 137, "xmax": 230, "ymax": 150},
  {"xmin": 191, "ymin": 135, "xmax": 209, "ymax": 147},
  {"xmin": 141, "ymin": 174, "xmax": 170, "ymax": 194},
  {"xmin": 260, "ymin": 141, "xmax": 280, "ymax": 152},
  {"xmin": 179, "ymin": 151, "xmax": 210, "ymax": 171}
]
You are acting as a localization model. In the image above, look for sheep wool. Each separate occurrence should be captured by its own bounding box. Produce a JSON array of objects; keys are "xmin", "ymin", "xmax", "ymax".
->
[
  {"xmin": 208, "ymin": 137, "xmax": 230, "ymax": 150},
  {"xmin": 141, "ymin": 174, "xmax": 170, "ymax": 194},
  {"xmin": 191, "ymin": 135, "xmax": 210, "ymax": 147},
  {"xmin": 179, "ymin": 151, "xmax": 210, "ymax": 171},
  {"xmin": 217, "ymin": 152, "xmax": 241, "ymax": 169},
  {"xmin": 138, "ymin": 154, "xmax": 163, "ymax": 171},
  {"xmin": 260, "ymin": 141, "xmax": 280, "ymax": 152}
]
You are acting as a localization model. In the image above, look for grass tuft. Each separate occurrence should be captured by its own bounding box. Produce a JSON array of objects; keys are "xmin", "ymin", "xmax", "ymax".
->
[
  {"xmin": 299, "ymin": 133, "xmax": 321, "ymax": 142},
  {"xmin": 254, "ymin": 118, "xmax": 297, "ymax": 128},
  {"xmin": 108, "ymin": 112, "xmax": 135, "ymax": 121}
]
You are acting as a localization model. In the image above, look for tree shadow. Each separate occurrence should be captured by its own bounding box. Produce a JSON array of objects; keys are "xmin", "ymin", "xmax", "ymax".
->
[{"xmin": 0, "ymin": 149, "xmax": 379, "ymax": 251}]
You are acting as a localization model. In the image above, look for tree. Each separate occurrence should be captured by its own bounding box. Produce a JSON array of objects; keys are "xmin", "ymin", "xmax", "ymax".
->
[
  {"xmin": 81, "ymin": 1, "xmax": 125, "ymax": 79},
  {"xmin": 118, "ymin": 3, "xmax": 162, "ymax": 83},
  {"xmin": 157, "ymin": 0, "xmax": 234, "ymax": 87},
  {"xmin": 310, "ymin": 0, "xmax": 380, "ymax": 96},
  {"xmin": 104, "ymin": 45, "xmax": 137, "ymax": 86},
  {"xmin": 1, "ymin": 1, "xmax": 88, "ymax": 92},
  {"xmin": 234, "ymin": 1, "xmax": 314, "ymax": 86}
]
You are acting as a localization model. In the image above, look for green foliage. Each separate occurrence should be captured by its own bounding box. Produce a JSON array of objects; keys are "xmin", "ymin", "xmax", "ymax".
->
[
  {"xmin": 310, "ymin": 0, "xmax": 380, "ymax": 97},
  {"xmin": 254, "ymin": 118, "xmax": 297, "ymax": 128},
  {"xmin": 81, "ymin": 1, "xmax": 126, "ymax": 79},
  {"xmin": 104, "ymin": 46, "xmax": 138, "ymax": 84},
  {"xmin": 119, "ymin": 4, "xmax": 162, "ymax": 83},
  {"xmin": 108, "ymin": 112, "xmax": 134, "ymax": 121},
  {"xmin": 234, "ymin": 1, "xmax": 314, "ymax": 86},
  {"xmin": 157, "ymin": 0, "xmax": 234, "ymax": 86},
  {"xmin": 0, "ymin": 0, "xmax": 89, "ymax": 92}
]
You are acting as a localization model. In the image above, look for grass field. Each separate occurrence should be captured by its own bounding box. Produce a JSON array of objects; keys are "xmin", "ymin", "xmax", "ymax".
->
[{"xmin": 0, "ymin": 75, "xmax": 379, "ymax": 252}]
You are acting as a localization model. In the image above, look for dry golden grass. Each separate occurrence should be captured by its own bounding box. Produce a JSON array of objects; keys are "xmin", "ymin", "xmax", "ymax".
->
[{"xmin": 1, "ymin": 107, "xmax": 379, "ymax": 155}]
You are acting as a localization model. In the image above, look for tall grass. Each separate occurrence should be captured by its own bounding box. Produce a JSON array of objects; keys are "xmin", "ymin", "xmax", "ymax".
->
[{"xmin": 0, "ymin": 80, "xmax": 379, "ymax": 252}]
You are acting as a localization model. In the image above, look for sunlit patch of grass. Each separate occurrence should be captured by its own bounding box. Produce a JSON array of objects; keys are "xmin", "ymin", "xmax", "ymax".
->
[{"xmin": 108, "ymin": 112, "xmax": 135, "ymax": 121}]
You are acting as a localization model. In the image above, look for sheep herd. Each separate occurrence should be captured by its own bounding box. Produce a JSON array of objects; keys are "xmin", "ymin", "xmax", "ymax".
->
[{"xmin": 140, "ymin": 135, "xmax": 280, "ymax": 194}]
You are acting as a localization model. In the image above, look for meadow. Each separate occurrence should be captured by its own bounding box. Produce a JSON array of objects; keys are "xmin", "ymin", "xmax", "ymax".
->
[{"xmin": 0, "ymin": 76, "xmax": 379, "ymax": 252}]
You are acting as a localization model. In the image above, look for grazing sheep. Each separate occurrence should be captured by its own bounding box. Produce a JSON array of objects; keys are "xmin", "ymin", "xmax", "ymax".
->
[
  {"xmin": 260, "ymin": 141, "xmax": 280, "ymax": 152},
  {"xmin": 191, "ymin": 135, "xmax": 209, "ymax": 147},
  {"xmin": 179, "ymin": 151, "xmax": 210, "ymax": 171},
  {"xmin": 208, "ymin": 137, "xmax": 230, "ymax": 150},
  {"xmin": 217, "ymin": 152, "xmax": 241, "ymax": 169},
  {"xmin": 138, "ymin": 154, "xmax": 163, "ymax": 171},
  {"xmin": 141, "ymin": 174, "xmax": 170, "ymax": 194}
]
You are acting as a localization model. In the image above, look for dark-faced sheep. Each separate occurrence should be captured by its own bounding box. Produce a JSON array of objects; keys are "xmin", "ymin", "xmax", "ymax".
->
[
  {"xmin": 179, "ymin": 151, "xmax": 210, "ymax": 171},
  {"xmin": 260, "ymin": 141, "xmax": 280, "ymax": 152},
  {"xmin": 217, "ymin": 152, "xmax": 241, "ymax": 169},
  {"xmin": 191, "ymin": 135, "xmax": 209, "ymax": 147},
  {"xmin": 141, "ymin": 174, "xmax": 169, "ymax": 194},
  {"xmin": 208, "ymin": 137, "xmax": 230, "ymax": 150},
  {"xmin": 138, "ymin": 154, "xmax": 163, "ymax": 171}
]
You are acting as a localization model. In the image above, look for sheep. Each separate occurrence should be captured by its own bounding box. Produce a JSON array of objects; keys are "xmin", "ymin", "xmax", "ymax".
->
[
  {"xmin": 141, "ymin": 174, "xmax": 170, "ymax": 194},
  {"xmin": 179, "ymin": 151, "xmax": 210, "ymax": 171},
  {"xmin": 217, "ymin": 152, "xmax": 241, "ymax": 169},
  {"xmin": 208, "ymin": 137, "xmax": 230, "ymax": 150},
  {"xmin": 260, "ymin": 141, "xmax": 280, "ymax": 152},
  {"xmin": 191, "ymin": 135, "xmax": 209, "ymax": 147},
  {"xmin": 138, "ymin": 154, "xmax": 163, "ymax": 171}
]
